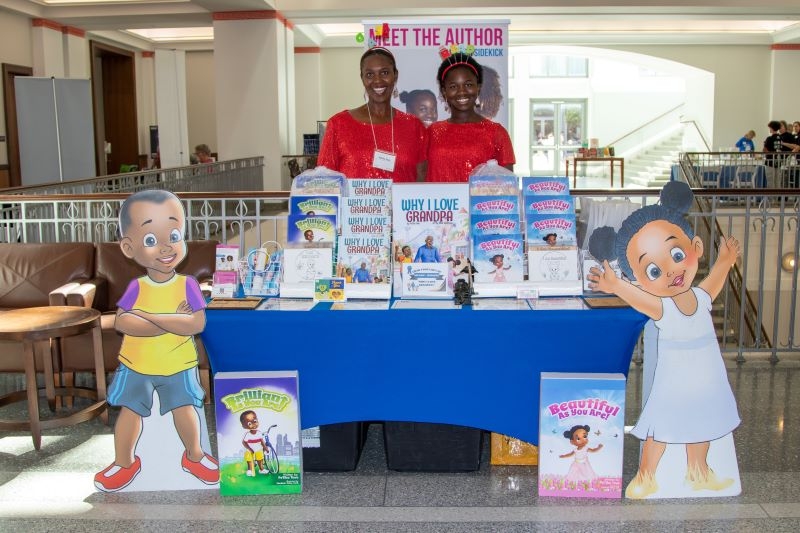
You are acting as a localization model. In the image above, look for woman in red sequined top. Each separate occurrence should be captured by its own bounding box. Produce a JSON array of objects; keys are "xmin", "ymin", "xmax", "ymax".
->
[
  {"xmin": 425, "ymin": 52, "xmax": 515, "ymax": 183},
  {"xmin": 317, "ymin": 47, "xmax": 427, "ymax": 182}
]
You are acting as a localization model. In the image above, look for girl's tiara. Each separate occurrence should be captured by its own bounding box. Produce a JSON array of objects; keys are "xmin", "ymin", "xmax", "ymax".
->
[{"xmin": 439, "ymin": 44, "xmax": 478, "ymax": 80}]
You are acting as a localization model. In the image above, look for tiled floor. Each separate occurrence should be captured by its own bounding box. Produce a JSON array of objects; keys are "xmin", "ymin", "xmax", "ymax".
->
[{"xmin": 0, "ymin": 360, "xmax": 799, "ymax": 532}]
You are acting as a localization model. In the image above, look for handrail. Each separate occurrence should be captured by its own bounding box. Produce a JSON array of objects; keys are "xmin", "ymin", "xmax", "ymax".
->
[
  {"xmin": 680, "ymin": 119, "xmax": 712, "ymax": 152},
  {"xmin": 606, "ymin": 103, "xmax": 684, "ymax": 148},
  {"xmin": 0, "ymin": 157, "xmax": 264, "ymax": 196}
]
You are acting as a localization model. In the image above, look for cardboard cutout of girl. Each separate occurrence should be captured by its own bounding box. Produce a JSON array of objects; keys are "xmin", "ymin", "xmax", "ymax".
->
[{"xmin": 587, "ymin": 181, "xmax": 741, "ymax": 499}]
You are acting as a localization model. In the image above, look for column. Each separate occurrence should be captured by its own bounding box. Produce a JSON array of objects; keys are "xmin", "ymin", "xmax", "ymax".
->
[
  {"xmin": 137, "ymin": 51, "xmax": 157, "ymax": 167},
  {"xmin": 62, "ymin": 26, "xmax": 89, "ymax": 78},
  {"xmin": 770, "ymin": 44, "xmax": 800, "ymax": 121},
  {"xmin": 213, "ymin": 10, "xmax": 296, "ymax": 190},
  {"xmin": 294, "ymin": 47, "xmax": 322, "ymax": 154},
  {"xmin": 155, "ymin": 49, "xmax": 190, "ymax": 168},
  {"xmin": 31, "ymin": 19, "xmax": 65, "ymax": 77}
]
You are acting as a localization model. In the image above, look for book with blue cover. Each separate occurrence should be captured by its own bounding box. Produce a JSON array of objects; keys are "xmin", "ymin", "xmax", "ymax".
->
[
  {"xmin": 468, "ymin": 174, "xmax": 520, "ymax": 196},
  {"xmin": 524, "ymin": 195, "xmax": 575, "ymax": 217},
  {"xmin": 470, "ymin": 195, "xmax": 520, "ymax": 216},
  {"xmin": 538, "ymin": 372, "xmax": 626, "ymax": 499},
  {"xmin": 214, "ymin": 370, "xmax": 303, "ymax": 496},
  {"xmin": 287, "ymin": 214, "xmax": 338, "ymax": 243},
  {"xmin": 289, "ymin": 195, "xmax": 339, "ymax": 216},
  {"xmin": 522, "ymin": 177, "xmax": 571, "ymax": 197},
  {"xmin": 526, "ymin": 214, "xmax": 578, "ymax": 246},
  {"xmin": 291, "ymin": 173, "xmax": 345, "ymax": 196},
  {"xmin": 471, "ymin": 214, "xmax": 522, "ymax": 236},
  {"xmin": 471, "ymin": 233, "xmax": 525, "ymax": 283}
]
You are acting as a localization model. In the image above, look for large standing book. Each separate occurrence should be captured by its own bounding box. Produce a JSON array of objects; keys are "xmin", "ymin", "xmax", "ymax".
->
[
  {"xmin": 214, "ymin": 371, "xmax": 303, "ymax": 496},
  {"xmin": 392, "ymin": 183, "xmax": 470, "ymax": 297},
  {"xmin": 538, "ymin": 372, "xmax": 625, "ymax": 499}
]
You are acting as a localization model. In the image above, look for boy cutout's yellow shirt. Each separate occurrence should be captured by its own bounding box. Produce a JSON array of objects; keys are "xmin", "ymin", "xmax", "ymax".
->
[{"xmin": 118, "ymin": 274, "xmax": 204, "ymax": 376}]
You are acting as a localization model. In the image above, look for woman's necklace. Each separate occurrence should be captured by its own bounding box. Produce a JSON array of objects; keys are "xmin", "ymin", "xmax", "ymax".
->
[{"xmin": 366, "ymin": 102, "xmax": 396, "ymax": 172}]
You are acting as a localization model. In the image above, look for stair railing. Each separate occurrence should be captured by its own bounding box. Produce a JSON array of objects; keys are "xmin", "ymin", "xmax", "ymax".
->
[{"xmin": 606, "ymin": 103, "xmax": 685, "ymax": 159}]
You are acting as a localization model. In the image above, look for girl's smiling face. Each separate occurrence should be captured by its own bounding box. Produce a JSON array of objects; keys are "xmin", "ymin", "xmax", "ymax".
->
[
  {"xmin": 441, "ymin": 66, "xmax": 481, "ymax": 114},
  {"xmin": 626, "ymin": 219, "xmax": 702, "ymax": 297}
]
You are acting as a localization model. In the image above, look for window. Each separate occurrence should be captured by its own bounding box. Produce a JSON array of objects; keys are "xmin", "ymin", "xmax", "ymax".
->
[{"xmin": 529, "ymin": 56, "xmax": 588, "ymax": 78}]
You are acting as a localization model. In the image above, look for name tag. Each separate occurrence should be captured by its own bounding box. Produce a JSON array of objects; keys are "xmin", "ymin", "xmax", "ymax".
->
[{"xmin": 372, "ymin": 150, "xmax": 396, "ymax": 172}]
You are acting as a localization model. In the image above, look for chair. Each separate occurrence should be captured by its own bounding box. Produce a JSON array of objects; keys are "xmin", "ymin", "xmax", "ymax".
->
[
  {"xmin": 781, "ymin": 158, "xmax": 799, "ymax": 188},
  {"xmin": 701, "ymin": 169, "xmax": 721, "ymax": 188},
  {"xmin": 734, "ymin": 164, "xmax": 757, "ymax": 188}
]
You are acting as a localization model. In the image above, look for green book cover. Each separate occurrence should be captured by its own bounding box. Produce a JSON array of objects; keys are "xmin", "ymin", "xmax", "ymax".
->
[{"xmin": 214, "ymin": 371, "xmax": 302, "ymax": 495}]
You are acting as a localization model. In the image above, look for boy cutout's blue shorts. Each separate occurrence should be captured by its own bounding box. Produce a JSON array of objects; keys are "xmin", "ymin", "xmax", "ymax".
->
[{"xmin": 107, "ymin": 365, "xmax": 205, "ymax": 416}]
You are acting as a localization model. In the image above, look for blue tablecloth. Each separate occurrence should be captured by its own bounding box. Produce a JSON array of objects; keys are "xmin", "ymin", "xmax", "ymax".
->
[
  {"xmin": 670, "ymin": 164, "xmax": 767, "ymax": 187},
  {"xmin": 201, "ymin": 302, "xmax": 647, "ymax": 444}
]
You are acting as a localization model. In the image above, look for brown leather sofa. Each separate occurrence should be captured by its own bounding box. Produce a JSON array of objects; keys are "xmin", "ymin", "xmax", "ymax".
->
[
  {"xmin": 0, "ymin": 242, "xmax": 96, "ymax": 370},
  {"xmin": 0, "ymin": 241, "xmax": 217, "ymax": 398}
]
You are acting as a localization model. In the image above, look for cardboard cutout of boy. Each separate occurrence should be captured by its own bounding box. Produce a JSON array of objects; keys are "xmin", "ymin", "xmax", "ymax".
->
[
  {"xmin": 94, "ymin": 189, "xmax": 219, "ymax": 492},
  {"xmin": 587, "ymin": 181, "xmax": 741, "ymax": 499}
]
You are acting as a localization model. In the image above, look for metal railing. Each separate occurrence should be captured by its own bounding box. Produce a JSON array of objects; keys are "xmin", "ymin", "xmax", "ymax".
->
[
  {"xmin": 1, "ymin": 187, "xmax": 798, "ymax": 362},
  {"xmin": 0, "ymin": 157, "xmax": 265, "ymax": 196}
]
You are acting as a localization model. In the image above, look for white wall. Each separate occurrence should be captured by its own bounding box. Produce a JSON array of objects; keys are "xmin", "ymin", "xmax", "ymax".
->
[
  {"xmin": 611, "ymin": 45, "xmax": 772, "ymax": 150},
  {"xmin": 319, "ymin": 48, "xmax": 364, "ymax": 120},
  {"xmin": 0, "ymin": 10, "xmax": 33, "ymax": 167},
  {"xmin": 771, "ymin": 49, "xmax": 800, "ymax": 124},
  {"xmin": 294, "ymin": 51, "xmax": 322, "ymax": 153},
  {"xmin": 186, "ymin": 50, "xmax": 217, "ymax": 154}
]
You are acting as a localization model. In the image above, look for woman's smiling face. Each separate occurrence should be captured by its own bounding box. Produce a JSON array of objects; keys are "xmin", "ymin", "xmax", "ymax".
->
[
  {"xmin": 626, "ymin": 219, "xmax": 702, "ymax": 297},
  {"xmin": 360, "ymin": 54, "xmax": 397, "ymax": 105}
]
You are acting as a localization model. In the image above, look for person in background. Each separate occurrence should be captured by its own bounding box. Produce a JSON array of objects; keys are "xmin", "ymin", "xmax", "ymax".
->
[
  {"xmin": 735, "ymin": 130, "xmax": 756, "ymax": 152},
  {"xmin": 426, "ymin": 51, "xmax": 515, "ymax": 182},
  {"xmin": 399, "ymin": 89, "xmax": 438, "ymax": 128},
  {"xmin": 194, "ymin": 144, "xmax": 214, "ymax": 164},
  {"xmin": 780, "ymin": 120, "xmax": 800, "ymax": 153},
  {"xmin": 317, "ymin": 47, "xmax": 427, "ymax": 182},
  {"xmin": 763, "ymin": 120, "xmax": 784, "ymax": 168}
]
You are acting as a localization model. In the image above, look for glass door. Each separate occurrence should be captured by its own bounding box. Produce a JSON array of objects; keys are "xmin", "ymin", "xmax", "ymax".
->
[{"xmin": 530, "ymin": 99, "xmax": 587, "ymax": 175}]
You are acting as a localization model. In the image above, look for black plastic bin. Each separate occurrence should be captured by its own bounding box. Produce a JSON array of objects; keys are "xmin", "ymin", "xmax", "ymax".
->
[
  {"xmin": 383, "ymin": 422, "xmax": 483, "ymax": 472},
  {"xmin": 302, "ymin": 422, "xmax": 365, "ymax": 471}
]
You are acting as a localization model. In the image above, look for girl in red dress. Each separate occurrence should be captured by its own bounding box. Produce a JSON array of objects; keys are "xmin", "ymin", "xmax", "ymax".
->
[{"xmin": 426, "ymin": 51, "xmax": 515, "ymax": 183}]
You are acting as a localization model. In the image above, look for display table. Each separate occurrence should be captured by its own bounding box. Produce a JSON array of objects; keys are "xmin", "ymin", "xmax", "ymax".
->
[
  {"xmin": 0, "ymin": 306, "xmax": 108, "ymax": 450},
  {"xmin": 566, "ymin": 157, "xmax": 625, "ymax": 188},
  {"xmin": 201, "ymin": 302, "xmax": 647, "ymax": 445}
]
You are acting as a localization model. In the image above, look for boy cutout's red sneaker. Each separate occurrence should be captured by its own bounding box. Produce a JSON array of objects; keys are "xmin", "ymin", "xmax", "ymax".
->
[
  {"xmin": 94, "ymin": 456, "xmax": 142, "ymax": 492},
  {"xmin": 181, "ymin": 451, "xmax": 219, "ymax": 484}
]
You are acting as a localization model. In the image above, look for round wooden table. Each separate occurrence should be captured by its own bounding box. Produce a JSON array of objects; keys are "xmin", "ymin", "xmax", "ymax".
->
[{"xmin": 0, "ymin": 306, "xmax": 108, "ymax": 450}]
